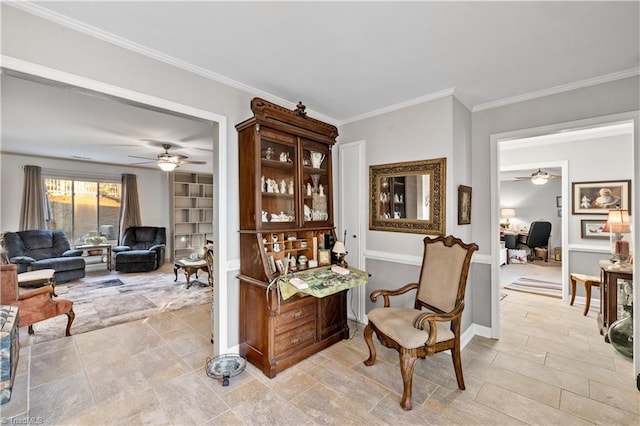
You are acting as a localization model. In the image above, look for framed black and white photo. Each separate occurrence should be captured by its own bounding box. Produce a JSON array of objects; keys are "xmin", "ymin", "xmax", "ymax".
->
[
  {"xmin": 572, "ymin": 180, "xmax": 631, "ymax": 215},
  {"xmin": 556, "ymin": 196, "xmax": 562, "ymax": 208}
]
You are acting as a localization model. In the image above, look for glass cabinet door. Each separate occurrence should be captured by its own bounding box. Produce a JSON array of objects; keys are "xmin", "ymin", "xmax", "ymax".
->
[
  {"xmin": 259, "ymin": 129, "xmax": 297, "ymax": 228},
  {"xmin": 301, "ymin": 139, "xmax": 332, "ymax": 226}
]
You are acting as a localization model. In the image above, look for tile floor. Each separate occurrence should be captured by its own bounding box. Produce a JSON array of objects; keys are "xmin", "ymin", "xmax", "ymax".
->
[{"xmin": 2, "ymin": 288, "xmax": 638, "ymax": 425}]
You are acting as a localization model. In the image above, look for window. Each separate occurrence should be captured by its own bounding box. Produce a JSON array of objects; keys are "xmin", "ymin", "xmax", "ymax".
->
[{"xmin": 45, "ymin": 178, "xmax": 121, "ymax": 245}]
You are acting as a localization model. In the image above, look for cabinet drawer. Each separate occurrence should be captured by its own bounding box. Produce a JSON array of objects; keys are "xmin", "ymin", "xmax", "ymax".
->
[
  {"xmin": 276, "ymin": 298, "xmax": 316, "ymax": 332},
  {"xmin": 274, "ymin": 320, "xmax": 316, "ymax": 355}
]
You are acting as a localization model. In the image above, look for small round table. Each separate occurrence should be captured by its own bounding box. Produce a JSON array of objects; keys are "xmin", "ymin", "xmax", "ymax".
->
[{"xmin": 173, "ymin": 258, "xmax": 209, "ymax": 289}]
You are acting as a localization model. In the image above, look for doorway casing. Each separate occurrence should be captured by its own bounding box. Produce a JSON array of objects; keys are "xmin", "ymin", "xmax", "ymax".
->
[{"xmin": 1, "ymin": 55, "xmax": 230, "ymax": 354}]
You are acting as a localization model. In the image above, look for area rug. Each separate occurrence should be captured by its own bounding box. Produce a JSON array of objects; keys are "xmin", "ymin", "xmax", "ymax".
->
[
  {"xmin": 26, "ymin": 271, "xmax": 212, "ymax": 344},
  {"xmin": 504, "ymin": 276, "xmax": 562, "ymax": 298}
]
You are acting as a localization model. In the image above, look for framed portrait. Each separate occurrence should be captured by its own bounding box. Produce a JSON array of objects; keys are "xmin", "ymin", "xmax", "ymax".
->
[
  {"xmin": 556, "ymin": 196, "xmax": 562, "ymax": 208},
  {"xmin": 572, "ymin": 180, "xmax": 631, "ymax": 215},
  {"xmin": 580, "ymin": 219, "xmax": 608, "ymax": 240},
  {"xmin": 275, "ymin": 259, "xmax": 284, "ymax": 273},
  {"xmin": 318, "ymin": 249, "xmax": 331, "ymax": 266},
  {"xmin": 457, "ymin": 185, "xmax": 472, "ymax": 225}
]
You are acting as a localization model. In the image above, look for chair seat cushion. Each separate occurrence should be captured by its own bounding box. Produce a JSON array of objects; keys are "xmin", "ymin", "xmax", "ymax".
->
[
  {"xmin": 368, "ymin": 307, "xmax": 454, "ymax": 349},
  {"xmin": 115, "ymin": 250, "xmax": 156, "ymax": 264},
  {"xmin": 31, "ymin": 257, "xmax": 85, "ymax": 272}
]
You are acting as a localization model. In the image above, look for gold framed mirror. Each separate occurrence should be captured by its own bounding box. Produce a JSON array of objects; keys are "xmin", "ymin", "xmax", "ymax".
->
[{"xmin": 369, "ymin": 158, "xmax": 446, "ymax": 235}]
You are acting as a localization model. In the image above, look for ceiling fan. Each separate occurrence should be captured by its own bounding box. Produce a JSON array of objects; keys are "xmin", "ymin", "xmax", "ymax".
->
[
  {"xmin": 129, "ymin": 143, "xmax": 206, "ymax": 171},
  {"xmin": 514, "ymin": 168, "xmax": 560, "ymax": 185}
]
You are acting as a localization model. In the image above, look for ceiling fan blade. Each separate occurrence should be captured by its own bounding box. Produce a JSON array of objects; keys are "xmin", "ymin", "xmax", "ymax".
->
[
  {"xmin": 129, "ymin": 160, "xmax": 155, "ymax": 165},
  {"xmin": 179, "ymin": 159, "xmax": 207, "ymax": 165},
  {"xmin": 128, "ymin": 155, "xmax": 157, "ymax": 161}
]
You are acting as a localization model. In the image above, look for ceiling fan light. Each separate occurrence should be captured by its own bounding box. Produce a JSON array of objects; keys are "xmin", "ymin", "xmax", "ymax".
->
[
  {"xmin": 157, "ymin": 158, "xmax": 179, "ymax": 172},
  {"xmin": 530, "ymin": 170, "xmax": 549, "ymax": 185}
]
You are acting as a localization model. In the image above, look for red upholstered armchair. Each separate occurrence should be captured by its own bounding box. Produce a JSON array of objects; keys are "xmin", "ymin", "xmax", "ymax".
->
[{"xmin": 0, "ymin": 264, "xmax": 75, "ymax": 336}]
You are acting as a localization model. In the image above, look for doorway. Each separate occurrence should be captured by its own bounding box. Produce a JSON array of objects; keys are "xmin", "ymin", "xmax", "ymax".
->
[
  {"xmin": 490, "ymin": 116, "xmax": 636, "ymax": 342},
  {"xmin": 338, "ymin": 140, "xmax": 366, "ymax": 323},
  {"xmin": 1, "ymin": 58, "xmax": 229, "ymax": 354}
]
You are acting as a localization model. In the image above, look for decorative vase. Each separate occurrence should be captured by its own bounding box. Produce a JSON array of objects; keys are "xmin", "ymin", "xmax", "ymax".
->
[{"xmin": 608, "ymin": 309, "xmax": 633, "ymax": 358}]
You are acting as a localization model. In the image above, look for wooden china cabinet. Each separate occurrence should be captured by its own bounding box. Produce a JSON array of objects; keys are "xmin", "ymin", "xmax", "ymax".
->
[{"xmin": 236, "ymin": 98, "xmax": 348, "ymax": 378}]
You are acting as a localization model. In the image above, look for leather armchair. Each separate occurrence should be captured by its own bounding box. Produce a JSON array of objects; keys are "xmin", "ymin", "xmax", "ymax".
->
[
  {"xmin": 3, "ymin": 230, "xmax": 85, "ymax": 283},
  {"xmin": 0, "ymin": 264, "xmax": 75, "ymax": 336},
  {"xmin": 113, "ymin": 227, "xmax": 166, "ymax": 272}
]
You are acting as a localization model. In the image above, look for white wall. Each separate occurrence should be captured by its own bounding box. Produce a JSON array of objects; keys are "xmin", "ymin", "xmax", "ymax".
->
[{"xmin": 0, "ymin": 153, "xmax": 170, "ymax": 236}]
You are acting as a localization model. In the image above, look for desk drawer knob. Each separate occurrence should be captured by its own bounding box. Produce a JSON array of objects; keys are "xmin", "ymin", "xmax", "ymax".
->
[
  {"xmin": 293, "ymin": 311, "xmax": 302, "ymax": 319},
  {"xmin": 291, "ymin": 337, "xmax": 300, "ymax": 345}
]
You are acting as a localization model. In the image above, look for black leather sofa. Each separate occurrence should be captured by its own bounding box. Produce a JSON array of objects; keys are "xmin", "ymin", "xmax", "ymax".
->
[
  {"xmin": 113, "ymin": 227, "xmax": 166, "ymax": 273},
  {"xmin": 3, "ymin": 230, "xmax": 86, "ymax": 283}
]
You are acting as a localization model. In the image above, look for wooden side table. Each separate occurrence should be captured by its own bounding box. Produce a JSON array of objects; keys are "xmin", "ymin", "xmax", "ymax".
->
[
  {"xmin": 598, "ymin": 260, "xmax": 633, "ymax": 342},
  {"xmin": 174, "ymin": 258, "xmax": 209, "ymax": 289}
]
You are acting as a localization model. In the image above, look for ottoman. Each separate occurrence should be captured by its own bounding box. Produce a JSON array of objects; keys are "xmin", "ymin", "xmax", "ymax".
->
[
  {"xmin": 0, "ymin": 305, "xmax": 19, "ymax": 404},
  {"xmin": 115, "ymin": 250, "xmax": 157, "ymax": 273}
]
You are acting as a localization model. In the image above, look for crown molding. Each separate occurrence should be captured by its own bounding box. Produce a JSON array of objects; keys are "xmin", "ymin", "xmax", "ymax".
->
[
  {"xmin": 8, "ymin": 2, "xmax": 339, "ymax": 126},
  {"xmin": 339, "ymin": 88, "xmax": 457, "ymax": 125},
  {"xmin": 473, "ymin": 68, "xmax": 640, "ymax": 112}
]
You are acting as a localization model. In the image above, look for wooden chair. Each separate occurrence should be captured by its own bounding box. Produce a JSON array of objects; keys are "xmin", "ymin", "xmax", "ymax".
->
[
  {"xmin": 363, "ymin": 235, "xmax": 478, "ymax": 410},
  {"xmin": 0, "ymin": 264, "xmax": 75, "ymax": 336},
  {"xmin": 569, "ymin": 273, "xmax": 600, "ymax": 316},
  {"xmin": 204, "ymin": 243, "xmax": 214, "ymax": 287}
]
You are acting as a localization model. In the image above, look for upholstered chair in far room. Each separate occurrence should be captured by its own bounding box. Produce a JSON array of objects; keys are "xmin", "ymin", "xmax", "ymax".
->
[
  {"xmin": 363, "ymin": 235, "xmax": 478, "ymax": 410},
  {"xmin": 525, "ymin": 221, "xmax": 552, "ymax": 262},
  {"xmin": 113, "ymin": 226, "xmax": 166, "ymax": 273},
  {"xmin": 0, "ymin": 264, "xmax": 75, "ymax": 337},
  {"xmin": 3, "ymin": 230, "xmax": 85, "ymax": 283}
]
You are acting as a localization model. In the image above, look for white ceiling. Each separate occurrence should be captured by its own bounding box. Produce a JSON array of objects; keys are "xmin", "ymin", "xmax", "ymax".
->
[{"xmin": 1, "ymin": 1, "xmax": 639, "ymax": 170}]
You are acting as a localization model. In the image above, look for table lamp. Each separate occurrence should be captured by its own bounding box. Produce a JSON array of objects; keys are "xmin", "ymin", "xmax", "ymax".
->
[
  {"xmin": 500, "ymin": 208, "xmax": 516, "ymax": 229},
  {"xmin": 332, "ymin": 232, "xmax": 348, "ymax": 268},
  {"xmin": 603, "ymin": 207, "xmax": 631, "ymax": 263}
]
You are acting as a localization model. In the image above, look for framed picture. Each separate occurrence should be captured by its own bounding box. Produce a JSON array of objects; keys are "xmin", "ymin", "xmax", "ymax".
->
[
  {"xmin": 457, "ymin": 185, "xmax": 472, "ymax": 225},
  {"xmin": 572, "ymin": 180, "xmax": 631, "ymax": 215},
  {"xmin": 580, "ymin": 219, "xmax": 608, "ymax": 239},
  {"xmin": 275, "ymin": 259, "xmax": 284, "ymax": 273},
  {"xmin": 556, "ymin": 196, "xmax": 562, "ymax": 208},
  {"xmin": 557, "ymin": 208, "xmax": 562, "ymax": 217},
  {"xmin": 318, "ymin": 249, "xmax": 331, "ymax": 266}
]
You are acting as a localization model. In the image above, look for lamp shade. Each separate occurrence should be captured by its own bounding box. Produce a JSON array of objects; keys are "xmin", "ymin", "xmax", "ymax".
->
[
  {"xmin": 332, "ymin": 240, "xmax": 346, "ymax": 255},
  {"xmin": 603, "ymin": 208, "xmax": 631, "ymax": 233},
  {"xmin": 500, "ymin": 208, "xmax": 516, "ymax": 219}
]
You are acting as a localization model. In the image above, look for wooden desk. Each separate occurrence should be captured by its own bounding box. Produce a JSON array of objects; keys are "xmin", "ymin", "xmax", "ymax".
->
[{"xmin": 598, "ymin": 260, "xmax": 633, "ymax": 342}]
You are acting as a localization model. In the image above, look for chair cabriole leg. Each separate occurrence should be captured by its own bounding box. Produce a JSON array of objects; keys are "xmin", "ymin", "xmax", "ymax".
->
[
  {"xmin": 399, "ymin": 348, "xmax": 417, "ymax": 410},
  {"xmin": 363, "ymin": 323, "xmax": 376, "ymax": 366},
  {"xmin": 65, "ymin": 309, "xmax": 75, "ymax": 336}
]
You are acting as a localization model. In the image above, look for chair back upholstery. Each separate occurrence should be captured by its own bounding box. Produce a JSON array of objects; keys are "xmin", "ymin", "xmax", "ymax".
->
[
  {"xmin": 416, "ymin": 236, "xmax": 478, "ymax": 313},
  {"xmin": 0, "ymin": 264, "xmax": 19, "ymax": 304},
  {"xmin": 121, "ymin": 227, "xmax": 166, "ymax": 249},
  {"xmin": 526, "ymin": 221, "xmax": 552, "ymax": 249},
  {"xmin": 3, "ymin": 230, "xmax": 72, "ymax": 260}
]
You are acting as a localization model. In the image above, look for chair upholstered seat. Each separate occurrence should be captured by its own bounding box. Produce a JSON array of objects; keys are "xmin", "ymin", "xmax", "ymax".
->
[{"xmin": 367, "ymin": 307, "xmax": 453, "ymax": 348}]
